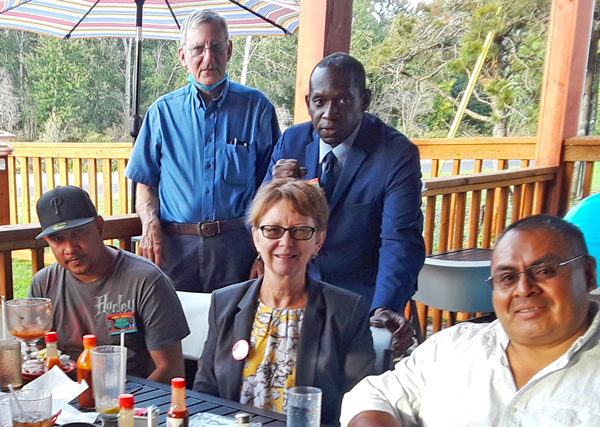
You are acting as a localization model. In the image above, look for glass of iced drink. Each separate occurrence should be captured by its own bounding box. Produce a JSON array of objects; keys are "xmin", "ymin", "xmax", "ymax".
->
[
  {"xmin": 5, "ymin": 298, "xmax": 52, "ymax": 371},
  {"xmin": 9, "ymin": 390, "xmax": 52, "ymax": 427},
  {"xmin": 91, "ymin": 345, "xmax": 127, "ymax": 414},
  {"xmin": 286, "ymin": 386, "xmax": 322, "ymax": 427},
  {"xmin": 0, "ymin": 340, "xmax": 22, "ymax": 390}
]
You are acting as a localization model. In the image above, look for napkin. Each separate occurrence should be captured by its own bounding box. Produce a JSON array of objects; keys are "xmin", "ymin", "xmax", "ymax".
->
[
  {"xmin": 190, "ymin": 413, "xmax": 262, "ymax": 427},
  {"xmin": 23, "ymin": 365, "xmax": 98, "ymax": 424}
]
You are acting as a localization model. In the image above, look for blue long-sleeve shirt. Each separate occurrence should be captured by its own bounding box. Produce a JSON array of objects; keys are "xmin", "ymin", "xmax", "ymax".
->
[{"xmin": 125, "ymin": 80, "xmax": 280, "ymax": 223}]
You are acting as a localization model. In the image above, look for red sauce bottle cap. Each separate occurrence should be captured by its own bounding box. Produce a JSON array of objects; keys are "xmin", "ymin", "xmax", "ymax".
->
[
  {"xmin": 45, "ymin": 331, "xmax": 57, "ymax": 343},
  {"xmin": 82, "ymin": 334, "xmax": 96, "ymax": 346},
  {"xmin": 119, "ymin": 394, "xmax": 135, "ymax": 409},
  {"xmin": 171, "ymin": 377, "xmax": 185, "ymax": 389}
]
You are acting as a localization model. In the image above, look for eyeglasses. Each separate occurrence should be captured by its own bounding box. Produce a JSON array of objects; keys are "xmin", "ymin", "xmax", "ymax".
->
[
  {"xmin": 259, "ymin": 225, "xmax": 316, "ymax": 241},
  {"xmin": 485, "ymin": 254, "xmax": 587, "ymax": 291},
  {"xmin": 186, "ymin": 42, "xmax": 227, "ymax": 58}
]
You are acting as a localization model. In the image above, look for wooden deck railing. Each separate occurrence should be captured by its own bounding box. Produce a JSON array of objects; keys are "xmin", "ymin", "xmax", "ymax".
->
[
  {"xmin": 7, "ymin": 142, "xmax": 132, "ymax": 224},
  {"xmin": 563, "ymin": 136, "xmax": 600, "ymax": 200},
  {"xmin": 414, "ymin": 165, "xmax": 558, "ymax": 337},
  {"xmin": 6, "ymin": 137, "xmax": 599, "ymax": 227}
]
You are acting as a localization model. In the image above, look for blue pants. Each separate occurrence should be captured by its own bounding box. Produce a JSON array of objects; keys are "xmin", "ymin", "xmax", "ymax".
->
[{"xmin": 162, "ymin": 227, "xmax": 256, "ymax": 292}]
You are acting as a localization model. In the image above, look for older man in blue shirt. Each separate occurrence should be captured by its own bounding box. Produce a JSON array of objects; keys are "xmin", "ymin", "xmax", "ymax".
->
[{"xmin": 125, "ymin": 9, "xmax": 280, "ymax": 292}]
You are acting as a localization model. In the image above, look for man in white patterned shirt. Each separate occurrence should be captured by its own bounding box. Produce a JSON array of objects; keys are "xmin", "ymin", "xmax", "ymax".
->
[{"xmin": 341, "ymin": 214, "xmax": 599, "ymax": 427}]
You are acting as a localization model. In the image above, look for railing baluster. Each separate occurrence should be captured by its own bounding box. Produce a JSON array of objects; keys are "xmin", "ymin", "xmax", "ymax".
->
[
  {"xmin": 453, "ymin": 192, "xmax": 466, "ymax": 250},
  {"xmin": 102, "ymin": 159, "xmax": 112, "ymax": 216},
  {"xmin": 20, "ymin": 157, "xmax": 31, "ymax": 223},
  {"xmin": 32, "ymin": 158, "xmax": 43, "ymax": 219},
  {"xmin": 481, "ymin": 188, "xmax": 496, "ymax": 248},
  {"xmin": 438, "ymin": 194, "xmax": 451, "ymax": 252},
  {"xmin": 58, "ymin": 158, "xmax": 68, "ymax": 187},
  {"xmin": 31, "ymin": 248, "xmax": 45, "ymax": 274},
  {"xmin": 495, "ymin": 187, "xmax": 509, "ymax": 238},
  {"xmin": 73, "ymin": 158, "xmax": 82, "ymax": 188},
  {"xmin": 582, "ymin": 161, "xmax": 594, "ymax": 199},
  {"xmin": 511, "ymin": 185, "xmax": 522, "ymax": 223},
  {"xmin": 0, "ymin": 251, "xmax": 13, "ymax": 300},
  {"xmin": 118, "ymin": 159, "xmax": 128, "ymax": 215},
  {"xmin": 423, "ymin": 196, "xmax": 436, "ymax": 255},
  {"xmin": 88, "ymin": 158, "xmax": 98, "ymax": 208},
  {"xmin": 45, "ymin": 158, "xmax": 55, "ymax": 190},
  {"xmin": 8, "ymin": 156, "xmax": 17, "ymax": 224},
  {"xmin": 533, "ymin": 182, "xmax": 545, "ymax": 214}
]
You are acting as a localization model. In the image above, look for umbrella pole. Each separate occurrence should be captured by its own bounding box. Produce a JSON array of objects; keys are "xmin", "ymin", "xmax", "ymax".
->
[
  {"xmin": 130, "ymin": 0, "xmax": 145, "ymax": 213},
  {"xmin": 130, "ymin": 0, "xmax": 144, "ymax": 140}
]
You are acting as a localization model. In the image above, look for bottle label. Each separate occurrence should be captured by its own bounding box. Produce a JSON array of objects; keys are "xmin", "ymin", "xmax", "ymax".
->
[{"xmin": 166, "ymin": 418, "xmax": 186, "ymax": 427}]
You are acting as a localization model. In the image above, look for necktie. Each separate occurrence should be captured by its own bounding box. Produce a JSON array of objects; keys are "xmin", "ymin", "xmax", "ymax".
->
[{"xmin": 320, "ymin": 151, "xmax": 339, "ymax": 200}]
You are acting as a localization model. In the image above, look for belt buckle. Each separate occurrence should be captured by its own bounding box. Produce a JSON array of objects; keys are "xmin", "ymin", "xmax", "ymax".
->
[{"xmin": 199, "ymin": 221, "xmax": 220, "ymax": 237}]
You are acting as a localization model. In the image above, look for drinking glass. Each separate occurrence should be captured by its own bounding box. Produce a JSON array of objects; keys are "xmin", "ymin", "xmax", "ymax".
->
[
  {"xmin": 5, "ymin": 298, "xmax": 52, "ymax": 371},
  {"xmin": 286, "ymin": 386, "xmax": 322, "ymax": 427},
  {"xmin": 9, "ymin": 389, "xmax": 52, "ymax": 427},
  {"xmin": 91, "ymin": 346, "xmax": 127, "ymax": 414},
  {"xmin": 0, "ymin": 340, "xmax": 22, "ymax": 390}
]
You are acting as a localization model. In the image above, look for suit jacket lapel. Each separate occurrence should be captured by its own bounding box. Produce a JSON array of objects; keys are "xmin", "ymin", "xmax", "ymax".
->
[
  {"xmin": 296, "ymin": 277, "xmax": 325, "ymax": 387},
  {"xmin": 306, "ymin": 131, "xmax": 320, "ymax": 178},
  {"xmin": 328, "ymin": 118, "xmax": 374, "ymax": 211},
  {"xmin": 226, "ymin": 278, "xmax": 262, "ymax": 400}
]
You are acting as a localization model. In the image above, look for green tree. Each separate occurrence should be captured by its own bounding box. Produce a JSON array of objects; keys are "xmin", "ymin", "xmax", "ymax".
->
[
  {"xmin": 362, "ymin": 0, "xmax": 549, "ymax": 137},
  {"xmin": 25, "ymin": 37, "xmax": 92, "ymax": 140}
]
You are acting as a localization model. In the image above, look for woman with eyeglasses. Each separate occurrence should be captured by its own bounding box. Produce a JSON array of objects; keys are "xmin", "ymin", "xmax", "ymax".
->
[{"xmin": 193, "ymin": 179, "xmax": 375, "ymax": 426}]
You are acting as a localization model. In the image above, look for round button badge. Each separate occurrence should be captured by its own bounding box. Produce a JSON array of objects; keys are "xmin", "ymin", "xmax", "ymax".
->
[{"xmin": 232, "ymin": 339, "xmax": 250, "ymax": 361}]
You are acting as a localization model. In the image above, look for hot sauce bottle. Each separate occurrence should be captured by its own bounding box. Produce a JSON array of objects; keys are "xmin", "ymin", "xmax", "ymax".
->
[
  {"xmin": 77, "ymin": 334, "xmax": 96, "ymax": 408},
  {"xmin": 44, "ymin": 331, "xmax": 61, "ymax": 372},
  {"xmin": 118, "ymin": 394, "xmax": 135, "ymax": 427},
  {"xmin": 166, "ymin": 377, "xmax": 189, "ymax": 427}
]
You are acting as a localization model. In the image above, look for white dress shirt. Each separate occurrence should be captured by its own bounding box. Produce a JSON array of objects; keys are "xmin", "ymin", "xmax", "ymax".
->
[
  {"xmin": 318, "ymin": 124, "xmax": 361, "ymax": 166},
  {"xmin": 341, "ymin": 302, "xmax": 600, "ymax": 427}
]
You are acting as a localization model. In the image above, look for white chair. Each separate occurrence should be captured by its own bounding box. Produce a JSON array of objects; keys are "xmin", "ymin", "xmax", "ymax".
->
[
  {"xmin": 413, "ymin": 248, "xmax": 493, "ymax": 314},
  {"xmin": 176, "ymin": 291, "xmax": 212, "ymax": 361},
  {"xmin": 370, "ymin": 326, "xmax": 393, "ymax": 374}
]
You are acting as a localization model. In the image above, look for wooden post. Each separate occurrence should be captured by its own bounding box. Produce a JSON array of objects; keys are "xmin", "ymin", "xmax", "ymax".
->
[
  {"xmin": 293, "ymin": 0, "xmax": 353, "ymax": 124},
  {"xmin": 536, "ymin": 0, "xmax": 594, "ymax": 215},
  {"xmin": 0, "ymin": 131, "xmax": 15, "ymax": 226}
]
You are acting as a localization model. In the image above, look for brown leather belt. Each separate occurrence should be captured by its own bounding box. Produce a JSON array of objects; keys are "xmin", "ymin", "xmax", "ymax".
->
[{"xmin": 162, "ymin": 218, "xmax": 246, "ymax": 237}]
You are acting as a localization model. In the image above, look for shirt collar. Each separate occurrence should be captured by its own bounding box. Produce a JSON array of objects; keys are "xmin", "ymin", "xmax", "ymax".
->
[
  {"xmin": 193, "ymin": 78, "xmax": 230, "ymax": 110},
  {"xmin": 318, "ymin": 124, "xmax": 361, "ymax": 166}
]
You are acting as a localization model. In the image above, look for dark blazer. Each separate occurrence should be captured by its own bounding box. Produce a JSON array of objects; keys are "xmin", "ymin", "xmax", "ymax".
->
[
  {"xmin": 193, "ymin": 277, "xmax": 376, "ymax": 426},
  {"xmin": 264, "ymin": 113, "xmax": 425, "ymax": 312}
]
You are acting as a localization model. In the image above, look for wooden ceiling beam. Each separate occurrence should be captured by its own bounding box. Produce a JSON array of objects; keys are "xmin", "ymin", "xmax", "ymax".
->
[
  {"xmin": 536, "ymin": 0, "xmax": 595, "ymax": 215},
  {"xmin": 293, "ymin": 0, "xmax": 353, "ymax": 124}
]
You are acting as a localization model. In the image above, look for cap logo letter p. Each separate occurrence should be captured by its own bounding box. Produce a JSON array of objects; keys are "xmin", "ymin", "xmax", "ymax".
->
[{"xmin": 50, "ymin": 197, "xmax": 62, "ymax": 215}]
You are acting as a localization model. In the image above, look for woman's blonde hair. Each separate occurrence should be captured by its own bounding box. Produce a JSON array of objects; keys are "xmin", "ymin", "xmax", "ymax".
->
[{"xmin": 247, "ymin": 179, "xmax": 329, "ymax": 231}]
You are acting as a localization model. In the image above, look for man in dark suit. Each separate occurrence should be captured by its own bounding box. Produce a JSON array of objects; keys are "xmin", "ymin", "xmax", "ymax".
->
[{"xmin": 261, "ymin": 53, "xmax": 425, "ymax": 355}]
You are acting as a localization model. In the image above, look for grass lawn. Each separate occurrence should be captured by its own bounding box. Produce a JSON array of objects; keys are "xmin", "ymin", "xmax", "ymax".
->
[{"xmin": 12, "ymin": 259, "xmax": 33, "ymax": 299}]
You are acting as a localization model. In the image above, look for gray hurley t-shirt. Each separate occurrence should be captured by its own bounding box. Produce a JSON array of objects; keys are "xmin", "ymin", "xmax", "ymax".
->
[{"xmin": 29, "ymin": 247, "xmax": 190, "ymax": 378}]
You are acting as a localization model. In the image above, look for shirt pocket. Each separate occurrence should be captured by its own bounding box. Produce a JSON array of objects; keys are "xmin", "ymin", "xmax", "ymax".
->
[
  {"xmin": 540, "ymin": 405, "xmax": 600, "ymax": 426},
  {"xmin": 221, "ymin": 143, "xmax": 256, "ymax": 186}
]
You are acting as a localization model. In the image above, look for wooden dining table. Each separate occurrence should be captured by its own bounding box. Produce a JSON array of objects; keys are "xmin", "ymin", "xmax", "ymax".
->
[{"xmin": 70, "ymin": 376, "xmax": 286, "ymax": 426}]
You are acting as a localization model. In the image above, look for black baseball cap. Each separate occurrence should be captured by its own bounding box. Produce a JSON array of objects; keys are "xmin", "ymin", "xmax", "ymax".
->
[{"xmin": 36, "ymin": 186, "xmax": 98, "ymax": 239}]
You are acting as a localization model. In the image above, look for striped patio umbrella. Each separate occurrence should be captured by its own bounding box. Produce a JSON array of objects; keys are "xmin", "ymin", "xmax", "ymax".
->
[{"xmin": 0, "ymin": 0, "xmax": 300, "ymax": 39}]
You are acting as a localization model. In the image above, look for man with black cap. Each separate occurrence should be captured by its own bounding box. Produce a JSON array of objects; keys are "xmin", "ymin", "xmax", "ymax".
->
[{"xmin": 29, "ymin": 186, "xmax": 190, "ymax": 383}]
